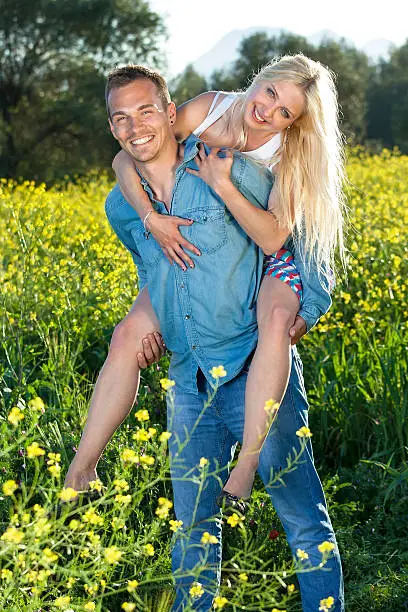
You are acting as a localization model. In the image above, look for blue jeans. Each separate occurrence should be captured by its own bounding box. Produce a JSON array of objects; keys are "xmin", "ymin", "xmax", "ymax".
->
[{"xmin": 167, "ymin": 349, "xmax": 344, "ymax": 611}]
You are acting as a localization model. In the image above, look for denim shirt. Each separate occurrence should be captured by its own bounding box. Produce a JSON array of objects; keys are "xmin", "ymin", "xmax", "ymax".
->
[{"xmin": 105, "ymin": 134, "xmax": 331, "ymax": 393}]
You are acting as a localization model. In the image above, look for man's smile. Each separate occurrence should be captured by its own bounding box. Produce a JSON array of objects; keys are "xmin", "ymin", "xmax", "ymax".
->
[{"xmin": 129, "ymin": 135, "xmax": 155, "ymax": 146}]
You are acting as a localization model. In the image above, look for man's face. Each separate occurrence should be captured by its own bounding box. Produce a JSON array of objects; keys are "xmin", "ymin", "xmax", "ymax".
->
[{"xmin": 108, "ymin": 79, "xmax": 176, "ymax": 163}]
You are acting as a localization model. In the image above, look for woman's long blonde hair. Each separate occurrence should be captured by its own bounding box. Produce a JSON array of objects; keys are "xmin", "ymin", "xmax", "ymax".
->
[{"xmin": 225, "ymin": 54, "xmax": 347, "ymax": 273}]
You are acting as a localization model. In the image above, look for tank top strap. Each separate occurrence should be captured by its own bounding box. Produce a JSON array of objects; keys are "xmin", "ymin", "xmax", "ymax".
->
[{"xmin": 192, "ymin": 93, "xmax": 236, "ymax": 137}]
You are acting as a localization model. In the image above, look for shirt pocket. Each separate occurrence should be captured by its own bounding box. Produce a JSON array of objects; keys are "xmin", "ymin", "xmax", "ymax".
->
[
  {"xmin": 185, "ymin": 207, "xmax": 227, "ymax": 254},
  {"xmin": 130, "ymin": 224, "xmax": 162, "ymax": 266}
]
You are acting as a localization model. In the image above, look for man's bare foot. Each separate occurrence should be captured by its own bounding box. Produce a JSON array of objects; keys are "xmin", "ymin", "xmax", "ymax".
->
[{"xmin": 64, "ymin": 463, "xmax": 98, "ymax": 492}]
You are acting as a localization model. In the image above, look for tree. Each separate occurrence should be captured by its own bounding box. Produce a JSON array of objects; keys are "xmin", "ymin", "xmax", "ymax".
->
[
  {"xmin": 366, "ymin": 40, "xmax": 408, "ymax": 151},
  {"xmin": 170, "ymin": 65, "xmax": 207, "ymax": 106},
  {"xmin": 0, "ymin": 0, "xmax": 165, "ymax": 180}
]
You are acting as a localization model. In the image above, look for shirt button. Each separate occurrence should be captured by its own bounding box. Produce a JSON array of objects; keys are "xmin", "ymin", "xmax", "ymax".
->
[
  {"xmin": 192, "ymin": 345, "xmax": 197, "ymax": 350},
  {"xmin": 185, "ymin": 314, "xmax": 190, "ymax": 320},
  {"xmin": 180, "ymin": 283, "xmax": 185, "ymax": 289}
]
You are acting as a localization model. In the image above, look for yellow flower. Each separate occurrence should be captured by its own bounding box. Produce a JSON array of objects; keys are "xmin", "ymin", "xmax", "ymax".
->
[
  {"xmin": 54, "ymin": 595, "xmax": 71, "ymax": 608},
  {"xmin": 319, "ymin": 596, "xmax": 335, "ymax": 612},
  {"xmin": 238, "ymin": 573, "xmax": 248, "ymax": 582},
  {"xmin": 135, "ymin": 409, "xmax": 150, "ymax": 422},
  {"xmin": 66, "ymin": 577, "xmax": 76, "ymax": 588},
  {"xmin": 83, "ymin": 509, "xmax": 104, "ymax": 528},
  {"xmin": 113, "ymin": 478, "xmax": 129, "ymax": 492},
  {"xmin": 33, "ymin": 517, "xmax": 52, "ymax": 537},
  {"xmin": 160, "ymin": 378, "xmax": 175, "ymax": 391},
  {"xmin": 28, "ymin": 397, "xmax": 45, "ymax": 412},
  {"xmin": 127, "ymin": 579, "xmax": 139, "ymax": 592},
  {"xmin": 148, "ymin": 427, "xmax": 157, "ymax": 437},
  {"xmin": 143, "ymin": 543, "xmax": 155, "ymax": 557},
  {"xmin": 159, "ymin": 431, "xmax": 172, "ymax": 442},
  {"xmin": 122, "ymin": 604, "xmax": 136, "ymax": 612},
  {"xmin": 296, "ymin": 426, "xmax": 312, "ymax": 438},
  {"xmin": 296, "ymin": 548, "xmax": 309, "ymax": 561},
  {"xmin": 104, "ymin": 546, "xmax": 122, "ymax": 564},
  {"xmin": 139, "ymin": 455, "xmax": 155, "ymax": 467},
  {"xmin": 69, "ymin": 519, "xmax": 80, "ymax": 531},
  {"xmin": 1, "ymin": 526, "xmax": 24, "ymax": 543},
  {"xmin": 227, "ymin": 513, "xmax": 244, "ymax": 528},
  {"xmin": 111, "ymin": 517, "xmax": 126, "ymax": 530},
  {"xmin": 2, "ymin": 480, "xmax": 18, "ymax": 496},
  {"xmin": 115, "ymin": 494, "xmax": 132, "ymax": 505},
  {"xmin": 26, "ymin": 442, "xmax": 46, "ymax": 458},
  {"xmin": 33, "ymin": 504, "xmax": 46, "ymax": 516},
  {"xmin": 287, "ymin": 583, "xmax": 296, "ymax": 593},
  {"xmin": 48, "ymin": 463, "xmax": 61, "ymax": 478},
  {"xmin": 199, "ymin": 457, "xmax": 209, "ymax": 468},
  {"xmin": 121, "ymin": 448, "xmax": 139, "ymax": 464},
  {"xmin": 133, "ymin": 428, "xmax": 150, "ymax": 442},
  {"xmin": 318, "ymin": 541, "xmax": 335, "ymax": 554},
  {"xmin": 89, "ymin": 479, "xmax": 103, "ymax": 491},
  {"xmin": 169, "ymin": 519, "xmax": 183, "ymax": 532},
  {"xmin": 189, "ymin": 582, "xmax": 204, "ymax": 598},
  {"xmin": 40, "ymin": 547, "xmax": 58, "ymax": 564},
  {"xmin": 201, "ymin": 531, "xmax": 218, "ymax": 545},
  {"xmin": 1, "ymin": 568, "xmax": 13, "ymax": 582},
  {"xmin": 47, "ymin": 452, "xmax": 61, "ymax": 464},
  {"xmin": 84, "ymin": 603, "xmax": 96, "ymax": 611},
  {"xmin": 59, "ymin": 487, "xmax": 78, "ymax": 502},
  {"xmin": 209, "ymin": 365, "xmax": 227, "ymax": 379},
  {"xmin": 155, "ymin": 497, "xmax": 173, "ymax": 519},
  {"xmin": 7, "ymin": 407, "xmax": 24, "ymax": 426},
  {"xmin": 264, "ymin": 399, "xmax": 279, "ymax": 414},
  {"xmin": 214, "ymin": 596, "xmax": 229, "ymax": 609},
  {"xmin": 272, "ymin": 609, "xmax": 287, "ymax": 612}
]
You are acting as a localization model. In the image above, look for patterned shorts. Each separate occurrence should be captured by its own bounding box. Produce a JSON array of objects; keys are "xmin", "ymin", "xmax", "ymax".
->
[{"xmin": 263, "ymin": 248, "xmax": 303, "ymax": 301}]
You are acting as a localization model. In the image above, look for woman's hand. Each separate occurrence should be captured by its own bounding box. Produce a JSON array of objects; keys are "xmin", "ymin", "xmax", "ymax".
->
[
  {"xmin": 186, "ymin": 144, "xmax": 234, "ymax": 194},
  {"xmin": 147, "ymin": 211, "xmax": 201, "ymax": 271}
]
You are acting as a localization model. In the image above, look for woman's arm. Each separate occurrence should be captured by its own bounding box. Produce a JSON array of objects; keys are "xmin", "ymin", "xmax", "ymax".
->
[
  {"xmin": 112, "ymin": 150, "xmax": 201, "ymax": 270},
  {"xmin": 187, "ymin": 145, "xmax": 290, "ymax": 254}
]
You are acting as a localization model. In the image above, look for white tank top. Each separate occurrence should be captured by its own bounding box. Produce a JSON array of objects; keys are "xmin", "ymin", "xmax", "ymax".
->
[{"xmin": 192, "ymin": 91, "xmax": 281, "ymax": 168}]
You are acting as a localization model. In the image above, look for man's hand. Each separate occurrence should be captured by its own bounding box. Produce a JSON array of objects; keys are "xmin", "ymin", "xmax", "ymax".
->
[
  {"xmin": 147, "ymin": 212, "xmax": 201, "ymax": 271},
  {"xmin": 289, "ymin": 315, "xmax": 307, "ymax": 345},
  {"xmin": 137, "ymin": 332, "xmax": 166, "ymax": 369}
]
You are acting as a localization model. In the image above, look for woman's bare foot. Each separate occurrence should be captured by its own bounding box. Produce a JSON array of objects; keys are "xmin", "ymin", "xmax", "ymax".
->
[
  {"xmin": 64, "ymin": 463, "xmax": 98, "ymax": 492},
  {"xmin": 222, "ymin": 458, "xmax": 258, "ymax": 500}
]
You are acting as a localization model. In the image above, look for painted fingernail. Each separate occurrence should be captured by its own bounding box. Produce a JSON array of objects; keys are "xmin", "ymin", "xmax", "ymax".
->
[{"xmin": 189, "ymin": 263, "xmax": 194, "ymax": 268}]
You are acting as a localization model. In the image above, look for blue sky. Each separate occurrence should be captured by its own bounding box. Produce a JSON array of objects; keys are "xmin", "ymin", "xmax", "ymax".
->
[{"xmin": 149, "ymin": 0, "xmax": 407, "ymax": 77}]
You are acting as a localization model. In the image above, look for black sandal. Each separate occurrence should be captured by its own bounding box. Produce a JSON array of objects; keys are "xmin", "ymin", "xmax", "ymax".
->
[{"xmin": 216, "ymin": 489, "xmax": 249, "ymax": 515}]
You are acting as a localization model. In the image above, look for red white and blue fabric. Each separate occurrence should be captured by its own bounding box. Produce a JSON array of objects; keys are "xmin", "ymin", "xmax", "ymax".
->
[{"xmin": 263, "ymin": 248, "xmax": 303, "ymax": 301}]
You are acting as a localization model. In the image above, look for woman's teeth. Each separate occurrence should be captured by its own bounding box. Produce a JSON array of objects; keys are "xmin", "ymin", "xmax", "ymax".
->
[{"xmin": 254, "ymin": 108, "xmax": 265, "ymax": 122}]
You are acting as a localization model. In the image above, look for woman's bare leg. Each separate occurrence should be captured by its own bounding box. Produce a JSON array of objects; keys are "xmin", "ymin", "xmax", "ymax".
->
[
  {"xmin": 64, "ymin": 287, "xmax": 162, "ymax": 490},
  {"xmin": 222, "ymin": 276, "xmax": 299, "ymax": 499}
]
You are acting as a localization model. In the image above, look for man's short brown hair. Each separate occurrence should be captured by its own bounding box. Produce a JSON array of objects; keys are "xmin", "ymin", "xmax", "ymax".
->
[{"xmin": 105, "ymin": 65, "xmax": 171, "ymax": 117}]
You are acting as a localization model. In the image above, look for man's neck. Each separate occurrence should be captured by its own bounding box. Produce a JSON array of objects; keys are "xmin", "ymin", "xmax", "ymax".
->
[{"xmin": 135, "ymin": 142, "xmax": 183, "ymax": 209}]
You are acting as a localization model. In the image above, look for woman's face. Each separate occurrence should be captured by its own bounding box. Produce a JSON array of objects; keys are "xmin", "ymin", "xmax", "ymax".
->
[{"xmin": 244, "ymin": 80, "xmax": 306, "ymax": 134}]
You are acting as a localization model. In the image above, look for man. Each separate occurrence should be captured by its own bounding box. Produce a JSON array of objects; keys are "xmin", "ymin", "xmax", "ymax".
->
[{"xmin": 67, "ymin": 65, "xmax": 344, "ymax": 611}]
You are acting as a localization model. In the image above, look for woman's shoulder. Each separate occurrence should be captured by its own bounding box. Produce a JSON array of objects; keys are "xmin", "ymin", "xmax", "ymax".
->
[{"xmin": 175, "ymin": 91, "xmax": 233, "ymax": 141}]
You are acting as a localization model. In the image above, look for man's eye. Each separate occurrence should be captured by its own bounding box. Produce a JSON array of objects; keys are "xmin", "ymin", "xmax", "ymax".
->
[{"xmin": 116, "ymin": 116, "xmax": 126, "ymax": 123}]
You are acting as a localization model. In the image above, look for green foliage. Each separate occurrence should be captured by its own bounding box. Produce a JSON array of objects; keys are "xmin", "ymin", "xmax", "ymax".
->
[
  {"xmin": 0, "ymin": 0, "xmax": 165, "ymax": 181},
  {"xmin": 170, "ymin": 65, "xmax": 208, "ymax": 107}
]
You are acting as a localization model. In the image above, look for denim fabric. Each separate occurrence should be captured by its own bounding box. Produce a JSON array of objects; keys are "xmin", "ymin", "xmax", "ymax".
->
[
  {"xmin": 167, "ymin": 349, "xmax": 344, "ymax": 612},
  {"xmin": 105, "ymin": 135, "xmax": 332, "ymax": 394}
]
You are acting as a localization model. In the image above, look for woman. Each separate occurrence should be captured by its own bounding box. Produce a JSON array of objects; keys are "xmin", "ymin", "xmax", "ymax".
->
[{"xmin": 112, "ymin": 54, "xmax": 346, "ymax": 508}]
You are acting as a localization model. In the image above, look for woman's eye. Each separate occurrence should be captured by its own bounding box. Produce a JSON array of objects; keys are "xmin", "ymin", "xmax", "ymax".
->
[
  {"xmin": 267, "ymin": 87, "xmax": 275, "ymax": 97},
  {"xmin": 281, "ymin": 109, "xmax": 290, "ymax": 119}
]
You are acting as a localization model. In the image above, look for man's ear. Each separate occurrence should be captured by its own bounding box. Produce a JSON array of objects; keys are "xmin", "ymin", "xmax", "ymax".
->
[
  {"xmin": 168, "ymin": 101, "xmax": 177, "ymax": 125},
  {"xmin": 108, "ymin": 119, "xmax": 118, "ymax": 140}
]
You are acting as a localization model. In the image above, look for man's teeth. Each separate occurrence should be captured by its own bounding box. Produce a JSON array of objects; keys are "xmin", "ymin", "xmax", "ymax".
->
[
  {"xmin": 131, "ymin": 136, "xmax": 153, "ymax": 145},
  {"xmin": 254, "ymin": 108, "xmax": 264, "ymax": 122}
]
